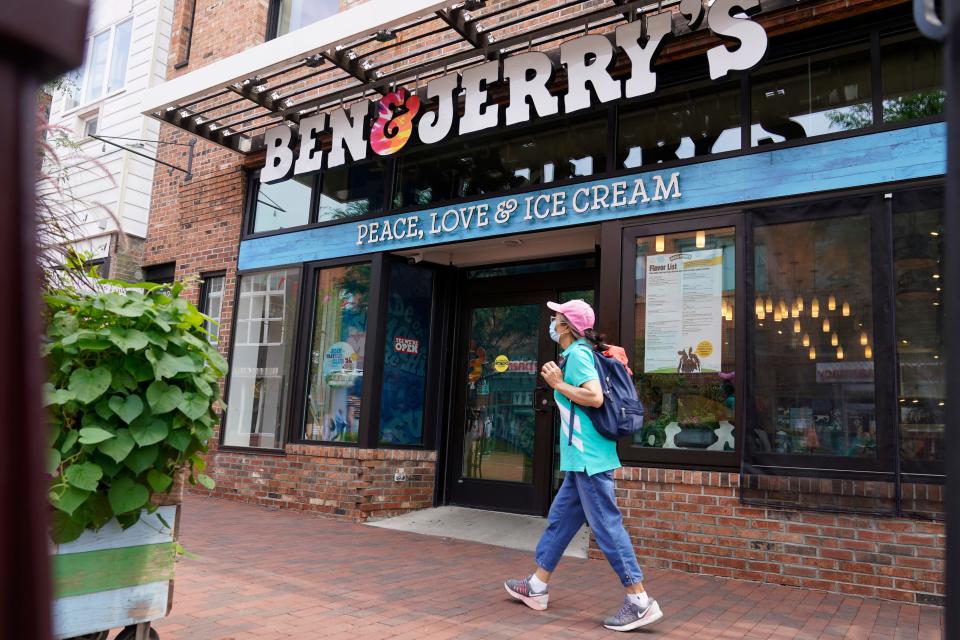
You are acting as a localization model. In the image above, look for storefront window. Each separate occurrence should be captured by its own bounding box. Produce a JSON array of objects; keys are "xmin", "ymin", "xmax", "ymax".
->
[
  {"xmin": 379, "ymin": 264, "xmax": 434, "ymax": 446},
  {"xmin": 317, "ymin": 162, "xmax": 387, "ymax": 223},
  {"xmin": 303, "ymin": 264, "xmax": 371, "ymax": 442},
  {"xmin": 631, "ymin": 227, "xmax": 737, "ymax": 451},
  {"xmin": 252, "ymin": 174, "xmax": 313, "ymax": 233},
  {"xmin": 619, "ymin": 82, "xmax": 740, "ymax": 168},
  {"xmin": 751, "ymin": 42, "xmax": 873, "ymax": 146},
  {"xmin": 270, "ymin": 0, "xmax": 339, "ymax": 38},
  {"xmin": 752, "ymin": 216, "xmax": 876, "ymax": 458},
  {"xmin": 394, "ymin": 115, "xmax": 607, "ymax": 209},
  {"xmin": 881, "ymin": 34, "xmax": 945, "ymax": 124},
  {"xmin": 223, "ymin": 269, "xmax": 302, "ymax": 449},
  {"xmin": 894, "ymin": 190, "xmax": 945, "ymax": 463}
]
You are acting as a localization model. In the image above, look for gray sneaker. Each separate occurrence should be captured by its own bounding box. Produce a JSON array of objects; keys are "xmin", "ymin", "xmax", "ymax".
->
[
  {"xmin": 504, "ymin": 575, "xmax": 549, "ymax": 611},
  {"xmin": 603, "ymin": 596, "xmax": 663, "ymax": 631}
]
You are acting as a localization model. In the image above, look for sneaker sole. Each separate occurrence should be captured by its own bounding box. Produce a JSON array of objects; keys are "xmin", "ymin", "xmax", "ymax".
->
[
  {"xmin": 503, "ymin": 583, "xmax": 549, "ymax": 611},
  {"xmin": 603, "ymin": 601, "xmax": 663, "ymax": 632}
]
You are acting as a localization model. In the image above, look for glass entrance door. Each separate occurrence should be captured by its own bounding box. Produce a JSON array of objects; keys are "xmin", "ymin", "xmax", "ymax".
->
[{"xmin": 446, "ymin": 268, "xmax": 596, "ymax": 515}]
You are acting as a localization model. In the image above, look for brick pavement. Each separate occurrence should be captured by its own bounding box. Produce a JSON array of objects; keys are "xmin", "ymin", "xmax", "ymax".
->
[{"xmin": 149, "ymin": 495, "xmax": 943, "ymax": 640}]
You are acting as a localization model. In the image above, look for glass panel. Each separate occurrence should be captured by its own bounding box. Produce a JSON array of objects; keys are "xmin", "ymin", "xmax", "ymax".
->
[
  {"xmin": 317, "ymin": 162, "xmax": 386, "ymax": 223},
  {"xmin": 632, "ymin": 228, "xmax": 736, "ymax": 451},
  {"xmin": 751, "ymin": 42, "xmax": 873, "ymax": 146},
  {"xmin": 107, "ymin": 19, "xmax": 133, "ymax": 92},
  {"xmin": 202, "ymin": 275, "xmax": 225, "ymax": 344},
  {"xmin": 277, "ymin": 0, "xmax": 340, "ymax": 36},
  {"xmin": 395, "ymin": 114, "xmax": 606, "ymax": 209},
  {"xmin": 223, "ymin": 269, "xmax": 301, "ymax": 449},
  {"xmin": 252, "ymin": 174, "xmax": 312, "ymax": 233},
  {"xmin": 467, "ymin": 257, "xmax": 596, "ymax": 279},
  {"xmin": 379, "ymin": 263, "xmax": 434, "ymax": 446},
  {"xmin": 84, "ymin": 30, "xmax": 111, "ymax": 103},
  {"xmin": 303, "ymin": 265, "xmax": 371, "ymax": 442},
  {"xmin": 881, "ymin": 34, "xmax": 945, "ymax": 123},
  {"xmin": 894, "ymin": 190, "xmax": 945, "ymax": 463},
  {"xmin": 463, "ymin": 304, "xmax": 540, "ymax": 483},
  {"xmin": 752, "ymin": 216, "xmax": 876, "ymax": 458},
  {"xmin": 619, "ymin": 82, "xmax": 740, "ymax": 169}
]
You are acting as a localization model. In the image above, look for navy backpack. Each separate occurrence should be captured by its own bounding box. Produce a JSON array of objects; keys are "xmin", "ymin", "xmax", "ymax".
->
[{"xmin": 563, "ymin": 347, "xmax": 645, "ymax": 443}]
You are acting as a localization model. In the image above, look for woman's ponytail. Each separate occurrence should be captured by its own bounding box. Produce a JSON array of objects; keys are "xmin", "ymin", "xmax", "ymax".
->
[{"xmin": 583, "ymin": 327, "xmax": 609, "ymax": 352}]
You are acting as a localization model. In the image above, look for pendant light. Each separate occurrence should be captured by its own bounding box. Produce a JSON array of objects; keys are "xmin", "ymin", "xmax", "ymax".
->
[
  {"xmin": 795, "ymin": 296, "xmax": 804, "ymax": 312},
  {"xmin": 695, "ymin": 230, "xmax": 706, "ymax": 248},
  {"xmin": 757, "ymin": 309, "xmax": 765, "ymax": 320},
  {"xmin": 793, "ymin": 319, "xmax": 801, "ymax": 333},
  {"xmin": 864, "ymin": 345, "xmax": 873, "ymax": 359},
  {"xmin": 811, "ymin": 298, "xmax": 820, "ymax": 318},
  {"xmin": 774, "ymin": 309, "xmax": 782, "ymax": 322},
  {"xmin": 655, "ymin": 235, "xmax": 665, "ymax": 252},
  {"xmin": 831, "ymin": 332, "xmax": 839, "ymax": 347},
  {"xmin": 802, "ymin": 333, "xmax": 810, "ymax": 347},
  {"xmin": 755, "ymin": 297, "xmax": 764, "ymax": 317},
  {"xmin": 809, "ymin": 347, "xmax": 816, "ymax": 360},
  {"xmin": 842, "ymin": 301, "xmax": 851, "ymax": 317},
  {"xmin": 791, "ymin": 305, "xmax": 800, "ymax": 318},
  {"xmin": 765, "ymin": 297, "xmax": 773, "ymax": 313},
  {"xmin": 778, "ymin": 298, "xmax": 787, "ymax": 317},
  {"xmin": 828, "ymin": 295, "xmax": 837, "ymax": 311},
  {"xmin": 837, "ymin": 345, "xmax": 844, "ymax": 360},
  {"xmin": 822, "ymin": 317, "xmax": 830, "ymax": 332},
  {"xmin": 860, "ymin": 331, "xmax": 868, "ymax": 346}
]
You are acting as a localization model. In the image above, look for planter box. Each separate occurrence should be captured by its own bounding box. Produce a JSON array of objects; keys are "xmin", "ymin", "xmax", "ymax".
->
[{"xmin": 50, "ymin": 505, "xmax": 178, "ymax": 639}]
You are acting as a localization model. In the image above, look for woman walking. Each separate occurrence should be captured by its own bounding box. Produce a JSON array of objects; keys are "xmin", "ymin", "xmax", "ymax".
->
[{"xmin": 504, "ymin": 299, "xmax": 663, "ymax": 632}]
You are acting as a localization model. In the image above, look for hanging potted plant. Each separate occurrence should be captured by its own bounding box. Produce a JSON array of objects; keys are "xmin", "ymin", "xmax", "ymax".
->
[{"xmin": 43, "ymin": 279, "xmax": 226, "ymax": 639}]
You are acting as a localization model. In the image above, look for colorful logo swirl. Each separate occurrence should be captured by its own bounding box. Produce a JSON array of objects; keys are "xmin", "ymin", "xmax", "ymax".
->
[{"xmin": 370, "ymin": 88, "xmax": 421, "ymax": 156}]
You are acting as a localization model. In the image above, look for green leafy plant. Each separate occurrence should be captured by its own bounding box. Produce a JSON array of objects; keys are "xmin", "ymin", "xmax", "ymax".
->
[{"xmin": 44, "ymin": 279, "xmax": 227, "ymax": 543}]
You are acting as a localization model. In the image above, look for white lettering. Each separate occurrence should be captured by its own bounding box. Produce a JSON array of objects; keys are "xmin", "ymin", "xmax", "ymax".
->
[
  {"xmin": 503, "ymin": 52, "xmax": 559, "ymax": 126},
  {"xmin": 611, "ymin": 181, "xmax": 628, "ymax": 208},
  {"xmin": 356, "ymin": 223, "xmax": 369, "ymax": 246},
  {"xmin": 651, "ymin": 172, "xmax": 682, "ymax": 200},
  {"xmin": 561, "ymin": 35, "xmax": 621, "ymax": 113},
  {"xmin": 293, "ymin": 113, "xmax": 327, "ymax": 176},
  {"xmin": 706, "ymin": 0, "xmax": 768, "ymax": 80},
  {"xmin": 460, "ymin": 61, "xmax": 500, "ymax": 135},
  {"xmin": 551, "ymin": 191, "xmax": 567, "ymax": 216},
  {"xmin": 592, "ymin": 184, "xmax": 610, "ymax": 210},
  {"xmin": 260, "ymin": 124, "xmax": 294, "ymax": 184},
  {"xmin": 418, "ymin": 73, "xmax": 459, "ymax": 145},
  {"xmin": 328, "ymin": 101, "xmax": 369, "ymax": 168},
  {"xmin": 617, "ymin": 13, "xmax": 673, "ymax": 99},
  {"xmin": 533, "ymin": 194, "xmax": 551, "ymax": 219},
  {"xmin": 629, "ymin": 178, "xmax": 650, "ymax": 205},
  {"xmin": 572, "ymin": 187, "xmax": 591, "ymax": 213}
]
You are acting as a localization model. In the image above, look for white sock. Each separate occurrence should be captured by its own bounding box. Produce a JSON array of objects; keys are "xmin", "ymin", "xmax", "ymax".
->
[
  {"xmin": 627, "ymin": 591, "xmax": 649, "ymax": 608},
  {"xmin": 529, "ymin": 574, "xmax": 548, "ymax": 593}
]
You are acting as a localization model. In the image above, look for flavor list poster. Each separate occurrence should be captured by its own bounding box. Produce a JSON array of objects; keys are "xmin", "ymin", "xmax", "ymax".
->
[{"xmin": 643, "ymin": 249, "xmax": 723, "ymax": 374}]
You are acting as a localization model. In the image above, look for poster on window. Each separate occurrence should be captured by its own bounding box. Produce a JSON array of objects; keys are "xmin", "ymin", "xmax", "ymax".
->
[{"xmin": 643, "ymin": 249, "xmax": 723, "ymax": 374}]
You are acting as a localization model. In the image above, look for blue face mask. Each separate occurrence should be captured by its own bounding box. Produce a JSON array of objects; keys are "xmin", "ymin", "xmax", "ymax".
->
[{"xmin": 549, "ymin": 318, "xmax": 561, "ymax": 343}]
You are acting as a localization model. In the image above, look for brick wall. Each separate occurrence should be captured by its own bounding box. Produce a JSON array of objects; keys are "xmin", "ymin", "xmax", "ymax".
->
[
  {"xmin": 605, "ymin": 467, "xmax": 945, "ymax": 606},
  {"xmin": 202, "ymin": 444, "xmax": 437, "ymax": 521}
]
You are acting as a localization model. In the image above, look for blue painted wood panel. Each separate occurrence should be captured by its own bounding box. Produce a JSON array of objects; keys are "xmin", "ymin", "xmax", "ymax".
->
[{"xmin": 238, "ymin": 123, "xmax": 945, "ymax": 270}]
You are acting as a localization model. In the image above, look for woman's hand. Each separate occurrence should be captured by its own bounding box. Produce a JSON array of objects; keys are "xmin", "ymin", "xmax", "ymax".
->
[{"xmin": 541, "ymin": 361, "xmax": 564, "ymax": 389}]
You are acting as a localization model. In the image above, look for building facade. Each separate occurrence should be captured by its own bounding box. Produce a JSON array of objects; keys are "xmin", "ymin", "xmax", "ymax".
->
[
  {"xmin": 47, "ymin": 0, "xmax": 176, "ymax": 279},
  {"xmin": 143, "ymin": 0, "xmax": 946, "ymax": 605}
]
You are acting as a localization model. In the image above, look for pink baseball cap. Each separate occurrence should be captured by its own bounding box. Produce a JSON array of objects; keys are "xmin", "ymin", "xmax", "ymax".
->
[{"xmin": 547, "ymin": 299, "xmax": 595, "ymax": 334}]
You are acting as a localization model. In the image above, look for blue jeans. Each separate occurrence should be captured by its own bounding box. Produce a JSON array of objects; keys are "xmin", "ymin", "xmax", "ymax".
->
[{"xmin": 535, "ymin": 470, "xmax": 643, "ymax": 587}]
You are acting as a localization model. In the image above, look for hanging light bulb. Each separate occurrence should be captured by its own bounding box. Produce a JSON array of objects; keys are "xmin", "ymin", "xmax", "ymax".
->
[
  {"xmin": 774, "ymin": 309, "xmax": 782, "ymax": 322},
  {"xmin": 695, "ymin": 230, "xmax": 706, "ymax": 248},
  {"xmin": 864, "ymin": 345, "xmax": 873, "ymax": 359},
  {"xmin": 811, "ymin": 298, "xmax": 820, "ymax": 318},
  {"xmin": 802, "ymin": 333, "xmax": 810, "ymax": 347},
  {"xmin": 828, "ymin": 295, "xmax": 837, "ymax": 311},
  {"xmin": 757, "ymin": 309, "xmax": 765, "ymax": 320},
  {"xmin": 777, "ymin": 298, "xmax": 786, "ymax": 315},
  {"xmin": 822, "ymin": 317, "xmax": 830, "ymax": 332},
  {"xmin": 842, "ymin": 301, "xmax": 851, "ymax": 317},
  {"xmin": 765, "ymin": 297, "xmax": 773, "ymax": 313},
  {"xmin": 755, "ymin": 297, "xmax": 764, "ymax": 317},
  {"xmin": 831, "ymin": 332, "xmax": 839, "ymax": 347},
  {"xmin": 837, "ymin": 345, "xmax": 844, "ymax": 360},
  {"xmin": 793, "ymin": 319, "xmax": 801, "ymax": 333},
  {"xmin": 655, "ymin": 235, "xmax": 665, "ymax": 252},
  {"xmin": 809, "ymin": 346, "xmax": 816, "ymax": 360},
  {"xmin": 791, "ymin": 305, "xmax": 800, "ymax": 319},
  {"xmin": 860, "ymin": 331, "xmax": 868, "ymax": 346},
  {"xmin": 728, "ymin": 307, "xmax": 733, "ymax": 322},
  {"xmin": 795, "ymin": 296, "xmax": 804, "ymax": 312}
]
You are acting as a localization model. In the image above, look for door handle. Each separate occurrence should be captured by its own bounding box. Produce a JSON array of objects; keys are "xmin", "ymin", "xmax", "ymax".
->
[{"xmin": 534, "ymin": 396, "xmax": 552, "ymax": 413}]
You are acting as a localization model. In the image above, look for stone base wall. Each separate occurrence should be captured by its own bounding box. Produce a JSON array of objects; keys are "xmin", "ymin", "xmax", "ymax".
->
[
  {"xmin": 198, "ymin": 444, "xmax": 437, "ymax": 522},
  {"xmin": 600, "ymin": 467, "xmax": 945, "ymax": 606}
]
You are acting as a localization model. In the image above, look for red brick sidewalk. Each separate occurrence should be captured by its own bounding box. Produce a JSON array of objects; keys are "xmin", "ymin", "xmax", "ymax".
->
[{"xmin": 151, "ymin": 495, "xmax": 943, "ymax": 639}]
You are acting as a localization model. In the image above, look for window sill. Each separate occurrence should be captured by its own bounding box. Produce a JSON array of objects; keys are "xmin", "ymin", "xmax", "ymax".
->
[{"xmin": 57, "ymin": 87, "xmax": 127, "ymax": 121}]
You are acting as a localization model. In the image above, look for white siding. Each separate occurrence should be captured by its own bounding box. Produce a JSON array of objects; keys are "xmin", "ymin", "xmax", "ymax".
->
[{"xmin": 48, "ymin": 0, "xmax": 175, "ymax": 242}]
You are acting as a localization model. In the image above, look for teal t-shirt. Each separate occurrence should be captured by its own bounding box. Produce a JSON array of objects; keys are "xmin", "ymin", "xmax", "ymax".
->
[{"xmin": 556, "ymin": 339, "xmax": 621, "ymax": 476}]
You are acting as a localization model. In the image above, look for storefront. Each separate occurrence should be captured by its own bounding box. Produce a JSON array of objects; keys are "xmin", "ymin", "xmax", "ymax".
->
[{"xmin": 144, "ymin": 0, "xmax": 946, "ymax": 603}]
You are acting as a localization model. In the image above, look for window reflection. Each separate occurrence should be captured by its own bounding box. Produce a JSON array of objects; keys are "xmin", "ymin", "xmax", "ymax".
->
[
  {"xmin": 632, "ymin": 228, "xmax": 737, "ymax": 451},
  {"xmin": 894, "ymin": 189, "xmax": 945, "ymax": 463},
  {"xmin": 253, "ymin": 175, "xmax": 313, "ymax": 233},
  {"xmin": 318, "ymin": 162, "xmax": 387, "ymax": 222},
  {"xmin": 751, "ymin": 43, "xmax": 873, "ymax": 146},
  {"xmin": 881, "ymin": 34, "xmax": 945, "ymax": 123},
  {"xmin": 752, "ymin": 215, "xmax": 876, "ymax": 458},
  {"xmin": 619, "ymin": 83, "xmax": 740, "ymax": 168},
  {"xmin": 395, "ymin": 115, "xmax": 606, "ymax": 209}
]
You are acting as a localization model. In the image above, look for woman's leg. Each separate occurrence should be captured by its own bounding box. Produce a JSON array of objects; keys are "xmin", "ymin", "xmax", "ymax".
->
[
  {"xmin": 575, "ymin": 470, "xmax": 644, "ymax": 589},
  {"xmin": 533, "ymin": 471, "xmax": 587, "ymax": 577}
]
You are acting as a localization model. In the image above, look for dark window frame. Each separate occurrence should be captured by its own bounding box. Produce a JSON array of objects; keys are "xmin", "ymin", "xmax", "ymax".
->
[
  {"xmin": 198, "ymin": 271, "xmax": 226, "ymax": 343},
  {"xmin": 265, "ymin": 0, "xmax": 341, "ymax": 41}
]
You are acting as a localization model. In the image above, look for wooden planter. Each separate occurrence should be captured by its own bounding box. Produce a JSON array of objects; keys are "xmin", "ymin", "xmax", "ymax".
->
[{"xmin": 50, "ymin": 505, "xmax": 179, "ymax": 639}]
